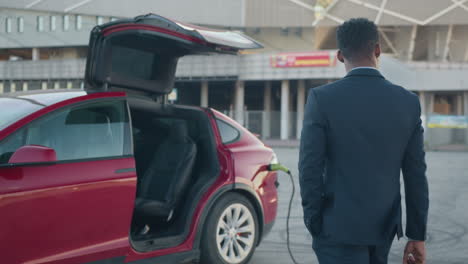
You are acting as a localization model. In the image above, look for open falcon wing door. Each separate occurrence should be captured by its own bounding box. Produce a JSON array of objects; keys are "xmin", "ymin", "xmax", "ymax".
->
[{"xmin": 85, "ymin": 13, "xmax": 262, "ymax": 96}]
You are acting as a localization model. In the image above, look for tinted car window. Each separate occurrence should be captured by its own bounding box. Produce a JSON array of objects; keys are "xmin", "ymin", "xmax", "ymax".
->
[
  {"xmin": 216, "ymin": 119, "xmax": 240, "ymax": 144},
  {"xmin": 0, "ymin": 92, "xmax": 86, "ymax": 131},
  {"xmin": 111, "ymin": 44, "xmax": 159, "ymax": 80},
  {"xmin": 0, "ymin": 100, "xmax": 130, "ymax": 164}
]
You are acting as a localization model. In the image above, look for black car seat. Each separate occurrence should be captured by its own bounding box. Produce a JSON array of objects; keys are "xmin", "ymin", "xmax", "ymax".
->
[
  {"xmin": 133, "ymin": 120, "xmax": 169, "ymax": 178},
  {"xmin": 135, "ymin": 120, "xmax": 197, "ymax": 221}
]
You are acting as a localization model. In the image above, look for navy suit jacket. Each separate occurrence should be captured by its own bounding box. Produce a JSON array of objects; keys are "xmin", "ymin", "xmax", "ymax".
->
[{"xmin": 299, "ymin": 68, "xmax": 429, "ymax": 245}]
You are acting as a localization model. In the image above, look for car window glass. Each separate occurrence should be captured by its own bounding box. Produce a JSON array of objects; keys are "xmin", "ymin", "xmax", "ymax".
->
[
  {"xmin": 111, "ymin": 42, "xmax": 160, "ymax": 81},
  {"xmin": 0, "ymin": 98, "xmax": 43, "ymax": 130},
  {"xmin": 216, "ymin": 119, "xmax": 240, "ymax": 144},
  {"xmin": 19, "ymin": 92, "xmax": 86, "ymax": 105},
  {"xmin": 0, "ymin": 100, "xmax": 130, "ymax": 164}
]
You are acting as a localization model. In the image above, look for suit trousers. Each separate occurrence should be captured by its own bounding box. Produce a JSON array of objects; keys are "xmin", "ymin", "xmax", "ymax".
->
[{"xmin": 312, "ymin": 238, "xmax": 394, "ymax": 264}]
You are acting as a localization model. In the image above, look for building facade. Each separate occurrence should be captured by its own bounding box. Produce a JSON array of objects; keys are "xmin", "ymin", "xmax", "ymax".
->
[{"xmin": 1, "ymin": 0, "xmax": 468, "ymax": 147}]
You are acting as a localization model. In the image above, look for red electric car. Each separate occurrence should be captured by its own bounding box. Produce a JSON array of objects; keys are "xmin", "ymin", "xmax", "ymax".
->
[{"xmin": 0, "ymin": 14, "xmax": 278, "ymax": 264}]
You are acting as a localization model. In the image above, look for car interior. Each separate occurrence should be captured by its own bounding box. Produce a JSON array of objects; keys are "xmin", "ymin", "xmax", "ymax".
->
[{"xmin": 128, "ymin": 97, "xmax": 220, "ymax": 252}]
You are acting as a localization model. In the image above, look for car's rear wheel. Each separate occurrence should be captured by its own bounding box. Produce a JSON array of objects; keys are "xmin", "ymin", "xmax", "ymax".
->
[{"xmin": 200, "ymin": 193, "xmax": 259, "ymax": 264}]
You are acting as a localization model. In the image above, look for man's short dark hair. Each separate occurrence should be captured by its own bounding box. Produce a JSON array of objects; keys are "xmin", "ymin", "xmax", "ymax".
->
[{"xmin": 336, "ymin": 18, "xmax": 379, "ymax": 61}]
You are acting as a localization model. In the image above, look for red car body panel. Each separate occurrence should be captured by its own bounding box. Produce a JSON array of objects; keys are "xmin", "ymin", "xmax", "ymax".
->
[
  {"xmin": 0, "ymin": 93, "xmax": 133, "ymax": 264},
  {"xmin": 0, "ymin": 157, "xmax": 136, "ymax": 264},
  {"xmin": 0, "ymin": 92, "xmax": 277, "ymax": 264},
  {"xmin": 212, "ymin": 110, "xmax": 278, "ymax": 225}
]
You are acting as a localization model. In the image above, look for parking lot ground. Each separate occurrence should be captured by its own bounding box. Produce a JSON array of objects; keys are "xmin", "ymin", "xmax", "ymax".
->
[{"xmin": 251, "ymin": 148, "xmax": 468, "ymax": 264}]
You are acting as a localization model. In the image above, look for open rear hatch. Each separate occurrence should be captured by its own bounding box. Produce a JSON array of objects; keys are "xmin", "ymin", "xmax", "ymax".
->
[{"xmin": 85, "ymin": 14, "xmax": 262, "ymax": 96}]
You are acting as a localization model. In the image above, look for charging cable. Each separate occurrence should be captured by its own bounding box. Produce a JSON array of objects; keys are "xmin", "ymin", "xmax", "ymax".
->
[{"xmin": 268, "ymin": 164, "xmax": 300, "ymax": 264}]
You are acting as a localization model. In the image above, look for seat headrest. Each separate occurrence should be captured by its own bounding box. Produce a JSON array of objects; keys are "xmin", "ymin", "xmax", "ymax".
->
[
  {"xmin": 66, "ymin": 109, "xmax": 109, "ymax": 125},
  {"xmin": 169, "ymin": 120, "xmax": 189, "ymax": 141}
]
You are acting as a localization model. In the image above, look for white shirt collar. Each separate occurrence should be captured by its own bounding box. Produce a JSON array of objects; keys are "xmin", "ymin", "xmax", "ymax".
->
[{"xmin": 350, "ymin": 66, "xmax": 379, "ymax": 71}]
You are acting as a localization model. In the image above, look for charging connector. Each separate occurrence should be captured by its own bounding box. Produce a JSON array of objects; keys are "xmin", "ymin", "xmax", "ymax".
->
[
  {"xmin": 268, "ymin": 163, "xmax": 291, "ymax": 174},
  {"xmin": 268, "ymin": 163, "xmax": 300, "ymax": 264}
]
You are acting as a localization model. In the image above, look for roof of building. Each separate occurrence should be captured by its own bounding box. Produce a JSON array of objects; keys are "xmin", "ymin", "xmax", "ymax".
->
[
  {"xmin": 311, "ymin": 0, "xmax": 468, "ymax": 26},
  {"xmin": 1, "ymin": 0, "xmax": 467, "ymax": 27}
]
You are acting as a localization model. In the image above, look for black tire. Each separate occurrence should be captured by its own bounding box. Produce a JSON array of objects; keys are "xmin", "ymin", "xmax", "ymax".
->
[{"xmin": 199, "ymin": 192, "xmax": 259, "ymax": 264}]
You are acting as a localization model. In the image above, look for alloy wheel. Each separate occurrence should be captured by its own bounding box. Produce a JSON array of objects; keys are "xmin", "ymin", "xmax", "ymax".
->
[{"xmin": 215, "ymin": 203, "xmax": 256, "ymax": 264}]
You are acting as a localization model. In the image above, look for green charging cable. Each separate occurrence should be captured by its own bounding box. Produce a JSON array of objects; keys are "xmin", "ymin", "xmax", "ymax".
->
[
  {"xmin": 268, "ymin": 163, "xmax": 291, "ymax": 174},
  {"xmin": 268, "ymin": 163, "xmax": 300, "ymax": 264}
]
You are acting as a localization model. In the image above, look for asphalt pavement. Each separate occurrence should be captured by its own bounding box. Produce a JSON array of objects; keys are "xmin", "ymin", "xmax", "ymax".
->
[{"xmin": 251, "ymin": 148, "xmax": 468, "ymax": 264}]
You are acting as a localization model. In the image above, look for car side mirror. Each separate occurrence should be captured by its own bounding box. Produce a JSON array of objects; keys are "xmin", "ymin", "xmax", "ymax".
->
[{"xmin": 8, "ymin": 145, "xmax": 57, "ymax": 164}]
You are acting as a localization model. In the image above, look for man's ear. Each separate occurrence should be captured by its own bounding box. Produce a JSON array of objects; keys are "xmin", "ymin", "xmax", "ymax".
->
[
  {"xmin": 337, "ymin": 50, "xmax": 345, "ymax": 63},
  {"xmin": 375, "ymin": 43, "xmax": 381, "ymax": 58}
]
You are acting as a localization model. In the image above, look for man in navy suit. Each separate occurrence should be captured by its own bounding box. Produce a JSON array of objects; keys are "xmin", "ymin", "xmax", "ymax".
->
[{"xmin": 299, "ymin": 18, "xmax": 429, "ymax": 264}]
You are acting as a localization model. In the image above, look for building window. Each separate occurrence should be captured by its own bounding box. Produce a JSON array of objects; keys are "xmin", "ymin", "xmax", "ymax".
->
[
  {"xmin": 37, "ymin": 16, "xmax": 44, "ymax": 32},
  {"xmin": 434, "ymin": 94, "xmax": 458, "ymax": 115},
  {"xmin": 96, "ymin": 16, "xmax": 104, "ymax": 25},
  {"xmin": 76, "ymin": 15, "xmax": 82, "ymax": 30},
  {"xmin": 63, "ymin": 15, "xmax": 69, "ymax": 31},
  {"xmin": 17, "ymin": 17, "xmax": 24, "ymax": 33},
  {"xmin": 295, "ymin": 28, "xmax": 302, "ymax": 37},
  {"xmin": 50, "ymin": 16, "xmax": 56, "ymax": 31},
  {"xmin": 5, "ymin": 18, "xmax": 12, "ymax": 33}
]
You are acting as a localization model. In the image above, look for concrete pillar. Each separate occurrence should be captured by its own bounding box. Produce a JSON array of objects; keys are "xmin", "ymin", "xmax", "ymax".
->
[
  {"xmin": 428, "ymin": 92, "xmax": 435, "ymax": 115},
  {"xmin": 464, "ymin": 92, "xmax": 468, "ymax": 116},
  {"xmin": 22, "ymin": 82, "xmax": 28, "ymax": 91},
  {"xmin": 425, "ymin": 92, "xmax": 435, "ymax": 148},
  {"xmin": 262, "ymin": 81, "xmax": 272, "ymax": 139},
  {"xmin": 11, "ymin": 82, "xmax": 16, "ymax": 93},
  {"xmin": 0, "ymin": 82, "xmax": 3, "ymax": 94},
  {"xmin": 234, "ymin": 80, "xmax": 245, "ymax": 125},
  {"xmin": 464, "ymin": 92, "xmax": 468, "ymax": 144},
  {"xmin": 462, "ymin": 91, "xmax": 468, "ymax": 145},
  {"xmin": 200, "ymin": 81, "xmax": 209, "ymax": 107},
  {"xmin": 465, "ymin": 43, "xmax": 468, "ymax": 62},
  {"xmin": 456, "ymin": 93, "xmax": 463, "ymax": 115},
  {"xmin": 280, "ymin": 80, "xmax": 290, "ymax": 140},
  {"xmin": 32, "ymin": 48, "xmax": 39, "ymax": 61},
  {"xmin": 54, "ymin": 82, "xmax": 60, "ymax": 89},
  {"xmin": 67, "ymin": 81, "xmax": 73, "ymax": 89},
  {"xmin": 41, "ymin": 82, "xmax": 48, "ymax": 90},
  {"xmin": 296, "ymin": 80, "xmax": 306, "ymax": 139}
]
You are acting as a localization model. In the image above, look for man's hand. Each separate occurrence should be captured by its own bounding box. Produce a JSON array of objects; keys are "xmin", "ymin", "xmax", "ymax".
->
[{"xmin": 403, "ymin": 241, "xmax": 426, "ymax": 264}]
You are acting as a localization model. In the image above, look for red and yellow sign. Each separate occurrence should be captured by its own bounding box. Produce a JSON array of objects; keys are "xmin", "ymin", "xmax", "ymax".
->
[{"xmin": 270, "ymin": 51, "xmax": 336, "ymax": 68}]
